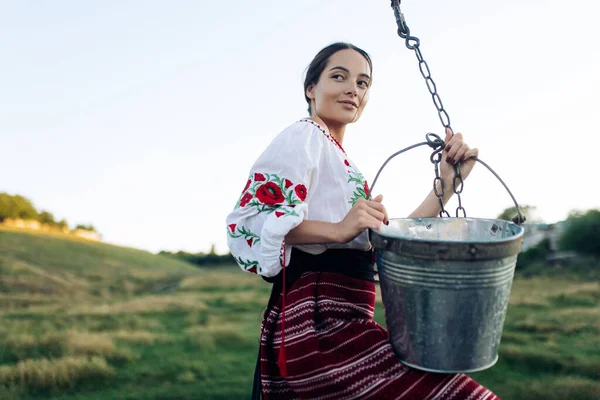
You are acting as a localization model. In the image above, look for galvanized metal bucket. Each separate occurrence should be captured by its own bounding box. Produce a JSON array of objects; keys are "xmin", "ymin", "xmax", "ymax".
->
[{"xmin": 370, "ymin": 217, "xmax": 524, "ymax": 373}]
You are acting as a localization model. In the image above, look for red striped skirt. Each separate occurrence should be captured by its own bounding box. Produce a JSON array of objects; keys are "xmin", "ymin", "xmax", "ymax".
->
[{"xmin": 260, "ymin": 272, "xmax": 499, "ymax": 400}]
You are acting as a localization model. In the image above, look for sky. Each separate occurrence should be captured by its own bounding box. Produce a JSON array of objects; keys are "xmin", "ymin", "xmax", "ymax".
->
[{"xmin": 1, "ymin": 0, "xmax": 598, "ymax": 255}]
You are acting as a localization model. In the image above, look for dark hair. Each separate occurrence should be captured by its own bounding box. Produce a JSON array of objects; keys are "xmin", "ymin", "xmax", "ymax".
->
[{"xmin": 304, "ymin": 42, "xmax": 373, "ymax": 115}]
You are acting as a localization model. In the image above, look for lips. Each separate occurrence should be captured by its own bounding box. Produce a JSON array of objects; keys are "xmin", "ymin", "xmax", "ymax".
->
[{"xmin": 338, "ymin": 100, "xmax": 358, "ymax": 108}]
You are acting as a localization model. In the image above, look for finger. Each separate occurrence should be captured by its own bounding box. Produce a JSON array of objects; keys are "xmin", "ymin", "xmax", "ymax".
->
[
  {"xmin": 445, "ymin": 128, "xmax": 452, "ymax": 145},
  {"xmin": 353, "ymin": 198, "xmax": 367, "ymax": 208},
  {"xmin": 381, "ymin": 205, "xmax": 389, "ymax": 225},
  {"xmin": 462, "ymin": 148, "xmax": 479, "ymax": 161},
  {"xmin": 365, "ymin": 206, "xmax": 388, "ymax": 224},
  {"xmin": 365, "ymin": 199, "xmax": 386, "ymax": 214},
  {"xmin": 367, "ymin": 215, "xmax": 384, "ymax": 230},
  {"xmin": 448, "ymin": 143, "xmax": 469, "ymax": 164},
  {"xmin": 358, "ymin": 212, "xmax": 383, "ymax": 230},
  {"xmin": 461, "ymin": 148, "xmax": 479, "ymax": 166},
  {"xmin": 363, "ymin": 206, "xmax": 385, "ymax": 222},
  {"xmin": 371, "ymin": 197, "xmax": 389, "ymax": 224},
  {"xmin": 445, "ymin": 131, "xmax": 462, "ymax": 151}
]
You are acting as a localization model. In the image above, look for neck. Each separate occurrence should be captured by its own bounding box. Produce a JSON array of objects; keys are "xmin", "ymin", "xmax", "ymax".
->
[{"xmin": 309, "ymin": 115, "xmax": 346, "ymax": 145}]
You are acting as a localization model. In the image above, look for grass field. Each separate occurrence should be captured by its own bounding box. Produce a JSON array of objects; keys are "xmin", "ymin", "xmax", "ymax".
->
[{"xmin": 0, "ymin": 226, "xmax": 599, "ymax": 400}]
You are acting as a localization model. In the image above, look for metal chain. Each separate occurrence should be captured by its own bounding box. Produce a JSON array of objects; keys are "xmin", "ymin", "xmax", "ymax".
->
[
  {"xmin": 391, "ymin": 0, "xmax": 465, "ymax": 218},
  {"xmin": 368, "ymin": 135, "xmax": 527, "ymax": 225}
]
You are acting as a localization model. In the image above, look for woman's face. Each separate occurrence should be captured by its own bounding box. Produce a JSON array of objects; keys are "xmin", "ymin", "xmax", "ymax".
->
[{"xmin": 306, "ymin": 49, "xmax": 371, "ymax": 125}]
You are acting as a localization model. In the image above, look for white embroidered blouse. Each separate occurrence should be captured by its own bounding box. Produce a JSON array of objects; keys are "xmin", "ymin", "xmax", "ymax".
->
[{"xmin": 225, "ymin": 119, "xmax": 371, "ymax": 278}]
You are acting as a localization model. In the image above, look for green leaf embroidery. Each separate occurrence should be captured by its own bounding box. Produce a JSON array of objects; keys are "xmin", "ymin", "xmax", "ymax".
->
[
  {"xmin": 348, "ymin": 174, "xmax": 363, "ymax": 185},
  {"xmin": 283, "ymin": 208, "xmax": 300, "ymax": 218},
  {"xmin": 227, "ymin": 225, "xmax": 261, "ymax": 243},
  {"xmin": 284, "ymin": 188, "xmax": 294, "ymax": 205},
  {"xmin": 235, "ymin": 256, "xmax": 259, "ymax": 270},
  {"xmin": 347, "ymin": 163, "xmax": 368, "ymax": 205}
]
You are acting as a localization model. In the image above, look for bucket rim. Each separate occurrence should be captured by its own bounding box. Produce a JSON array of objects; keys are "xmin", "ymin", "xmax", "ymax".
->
[
  {"xmin": 374, "ymin": 217, "xmax": 524, "ymax": 245},
  {"xmin": 370, "ymin": 217, "xmax": 524, "ymax": 260}
]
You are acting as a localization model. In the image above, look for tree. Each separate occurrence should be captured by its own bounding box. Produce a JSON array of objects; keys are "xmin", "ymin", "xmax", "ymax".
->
[
  {"xmin": 0, "ymin": 193, "xmax": 11, "ymax": 221},
  {"xmin": 56, "ymin": 219, "xmax": 69, "ymax": 230},
  {"xmin": 559, "ymin": 209, "xmax": 600, "ymax": 258},
  {"xmin": 0, "ymin": 193, "xmax": 38, "ymax": 221},
  {"xmin": 497, "ymin": 205, "xmax": 539, "ymax": 223},
  {"xmin": 516, "ymin": 238, "xmax": 551, "ymax": 270},
  {"xmin": 158, "ymin": 249, "xmax": 235, "ymax": 267},
  {"xmin": 38, "ymin": 210, "xmax": 56, "ymax": 225},
  {"xmin": 13, "ymin": 195, "xmax": 38, "ymax": 219},
  {"xmin": 75, "ymin": 224, "xmax": 96, "ymax": 232}
]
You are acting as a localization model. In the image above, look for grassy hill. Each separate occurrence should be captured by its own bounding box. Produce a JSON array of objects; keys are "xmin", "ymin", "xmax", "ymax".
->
[{"xmin": 0, "ymin": 227, "xmax": 599, "ymax": 400}]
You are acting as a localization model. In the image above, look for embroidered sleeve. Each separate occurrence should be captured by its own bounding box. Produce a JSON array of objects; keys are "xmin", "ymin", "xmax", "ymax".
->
[{"xmin": 225, "ymin": 122, "xmax": 323, "ymax": 277}]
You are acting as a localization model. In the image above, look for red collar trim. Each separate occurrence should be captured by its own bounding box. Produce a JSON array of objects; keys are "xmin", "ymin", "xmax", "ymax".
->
[{"xmin": 298, "ymin": 119, "xmax": 346, "ymax": 155}]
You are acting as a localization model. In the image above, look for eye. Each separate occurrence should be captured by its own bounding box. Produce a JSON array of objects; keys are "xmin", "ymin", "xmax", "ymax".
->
[
  {"xmin": 332, "ymin": 74, "xmax": 344, "ymax": 81},
  {"xmin": 358, "ymin": 80, "xmax": 370, "ymax": 88}
]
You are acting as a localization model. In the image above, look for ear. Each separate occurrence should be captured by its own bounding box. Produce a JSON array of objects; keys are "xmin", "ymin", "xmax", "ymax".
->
[{"xmin": 306, "ymin": 84, "xmax": 315, "ymax": 100}]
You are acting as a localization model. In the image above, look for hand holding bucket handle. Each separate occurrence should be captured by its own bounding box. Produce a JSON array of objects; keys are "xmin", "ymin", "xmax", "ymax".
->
[{"xmin": 336, "ymin": 196, "xmax": 389, "ymax": 244}]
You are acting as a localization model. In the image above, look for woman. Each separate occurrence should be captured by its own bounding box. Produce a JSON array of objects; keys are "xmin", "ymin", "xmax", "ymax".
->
[{"xmin": 226, "ymin": 42, "xmax": 497, "ymax": 400}]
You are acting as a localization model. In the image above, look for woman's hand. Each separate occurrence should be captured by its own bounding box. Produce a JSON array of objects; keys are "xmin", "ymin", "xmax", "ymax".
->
[
  {"xmin": 335, "ymin": 194, "xmax": 389, "ymax": 243},
  {"xmin": 440, "ymin": 128, "xmax": 479, "ymax": 189}
]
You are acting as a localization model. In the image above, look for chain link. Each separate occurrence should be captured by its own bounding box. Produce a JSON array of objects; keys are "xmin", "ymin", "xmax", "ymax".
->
[{"xmin": 391, "ymin": 0, "xmax": 465, "ymax": 218}]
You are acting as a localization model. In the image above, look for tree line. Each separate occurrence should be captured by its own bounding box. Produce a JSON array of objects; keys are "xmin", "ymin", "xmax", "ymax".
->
[
  {"xmin": 161, "ymin": 206, "xmax": 598, "ymax": 269},
  {"xmin": 0, "ymin": 192, "xmax": 97, "ymax": 232},
  {"xmin": 159, "ymin": 244, "xmax": 234, "ymax": 266},
  {"xmin": 4, "ymin": 191, "xmax": 596, "ymax": 268},
  {"xmin": 499, "ymin": 205, "xmax": 600, "ymax": 269}
]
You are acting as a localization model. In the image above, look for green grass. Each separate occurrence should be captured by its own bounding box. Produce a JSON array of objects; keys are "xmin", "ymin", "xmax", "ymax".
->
[{"xmin": 1, "ymin": 226, "xmax": 599, "ymax": 399}]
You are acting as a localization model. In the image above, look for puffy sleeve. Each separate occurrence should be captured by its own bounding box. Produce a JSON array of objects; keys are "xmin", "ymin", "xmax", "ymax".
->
[{"xmin": 225, "ymin": 122, "xmax": 324, "ymax": 277}]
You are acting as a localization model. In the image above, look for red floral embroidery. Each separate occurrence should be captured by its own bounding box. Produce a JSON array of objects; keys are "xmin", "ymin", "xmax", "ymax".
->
[
  {"xmin": 294, "ymin": 184, "xmax": 307, "ymax": 202},
  {"xmin": 235, "ymin": 172, "xmax": 305, "ymax": 215},
  {"xmin": 364, "ymin": 180, "xmax": 370, "ymax": 197},
  {"xmin": 256, "ymin": 182, "xmax": 285, "ymax": 205},
  {"xmin": 242, "ymin": 179, "xmax": 251, "ymax": 193},
  {"xmin": 228, "ymin": 224, "xmax": 237, "ymax": 232},
  {"xmin": 247, "ymin": 238, "xmax": 253, "ymax": 247},
  {"xmin": 248, "ymin": 266, "xmax": 257, "ymax": 274},
  {"xmin": 275, "ymin": 211, "xmax": 284, "ymax": 218},
  {"xmin": 344, "ymin": 159, "xmax": 350, "ymax": 167},
  {"xmin": 240, "ymin": 192, "xmax": 253, "ymax": 207}
]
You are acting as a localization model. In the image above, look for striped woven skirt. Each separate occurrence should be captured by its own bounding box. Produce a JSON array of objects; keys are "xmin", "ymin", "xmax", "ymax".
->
[{"xmin": 259, "ymin": 271, "xmax": 499, "ymax": 400}]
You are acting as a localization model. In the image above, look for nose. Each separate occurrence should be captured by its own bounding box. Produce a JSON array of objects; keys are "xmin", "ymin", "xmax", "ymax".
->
[{"xmin": 345, "ymin": 83, "xmax": 358, "ymax": 97}]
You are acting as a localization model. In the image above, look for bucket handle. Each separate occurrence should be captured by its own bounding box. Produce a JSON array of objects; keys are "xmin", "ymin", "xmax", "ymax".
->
[{"xmin": 368, "ymin": 133, "xmax": 526, "ymax": 225}]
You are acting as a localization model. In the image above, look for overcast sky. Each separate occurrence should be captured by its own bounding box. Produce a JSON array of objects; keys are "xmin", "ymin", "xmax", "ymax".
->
[{"xmin": 1, "ymin": 0, "xmax": 598, "ymax": 254}]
